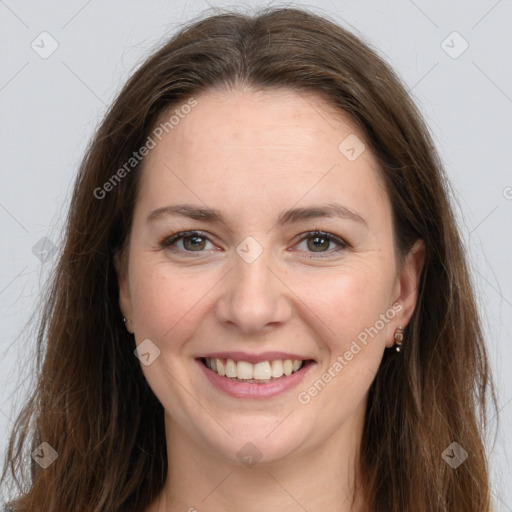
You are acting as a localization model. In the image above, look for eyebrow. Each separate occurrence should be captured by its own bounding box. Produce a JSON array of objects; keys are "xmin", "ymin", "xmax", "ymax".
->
[{"xmin": 147, "ymin": 202, "xmax": 367, "ymax": 227}]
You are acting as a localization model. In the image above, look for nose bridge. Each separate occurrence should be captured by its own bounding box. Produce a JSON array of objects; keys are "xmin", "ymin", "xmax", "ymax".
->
[{"xmin": 216, "ymin": 235, "xmax": 291, "ymax": 332}]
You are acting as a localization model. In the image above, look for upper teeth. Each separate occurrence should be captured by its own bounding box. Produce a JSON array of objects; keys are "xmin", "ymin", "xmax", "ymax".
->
[{"xmin": 204, "ymin": 358, "xmax": 304, "ymax": 380}]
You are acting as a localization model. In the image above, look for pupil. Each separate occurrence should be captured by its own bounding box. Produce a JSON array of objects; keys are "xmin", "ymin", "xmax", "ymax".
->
[
  {"xmin": 308, "ymin": 236, "xmax": 328, "ymax": 252},
  {"xmin": 185, "ymin": 236, "xmax": 205, "ymax": 250}
]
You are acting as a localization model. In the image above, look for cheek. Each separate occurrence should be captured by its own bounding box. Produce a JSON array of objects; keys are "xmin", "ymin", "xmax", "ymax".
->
[
  {"xmin": 128, "ymin": 260, "xmax": 204, "ymax": 344},
  {"xmin": 300, "ymin": 264, "xmax": 394, "ymax": 347},
  {"xmin": 128, "ymin": 255, "xmax": 229, "ymax": 362},
  {"xmin": 291, "ymin": 265, "xmax": 395, "ymax": 432}
]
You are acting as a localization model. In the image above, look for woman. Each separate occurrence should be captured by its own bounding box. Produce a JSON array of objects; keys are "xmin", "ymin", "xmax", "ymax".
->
[{"xmin": 1, "ymin": 7, "xmax": 496, "ymax": 511}]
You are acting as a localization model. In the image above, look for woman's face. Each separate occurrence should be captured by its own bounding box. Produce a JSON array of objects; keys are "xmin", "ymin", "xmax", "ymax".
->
[{"xmin": 117, "ymin": 87, "xmax": 423, "ymax": 465}]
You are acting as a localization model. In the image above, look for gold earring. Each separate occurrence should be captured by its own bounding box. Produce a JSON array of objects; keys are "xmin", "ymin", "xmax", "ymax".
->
[{"xmin": 394, "ymin": 326, "xmax": 404, "ymax": 352}]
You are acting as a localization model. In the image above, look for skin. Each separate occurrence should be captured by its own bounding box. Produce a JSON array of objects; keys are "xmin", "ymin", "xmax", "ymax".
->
[{"xmin": 116, "ymin": 87, "xmax": 425, "ymax": 512}]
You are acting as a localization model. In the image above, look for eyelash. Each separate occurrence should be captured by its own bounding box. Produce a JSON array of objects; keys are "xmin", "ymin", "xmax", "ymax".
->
[{"xmin": 160, "ymin": 229, "xmax": 349, "ymax": 259}]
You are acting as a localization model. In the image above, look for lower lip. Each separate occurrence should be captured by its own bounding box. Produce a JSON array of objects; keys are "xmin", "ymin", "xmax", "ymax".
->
[{"xmin": 197, "ymin": 359, "xmax": 316, "ymax": 399}]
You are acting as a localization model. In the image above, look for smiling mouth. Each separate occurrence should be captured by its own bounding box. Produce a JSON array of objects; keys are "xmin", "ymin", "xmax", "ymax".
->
[{"xmin": 198, "ymin": 357, "xmax": 314, "ymax": 383}]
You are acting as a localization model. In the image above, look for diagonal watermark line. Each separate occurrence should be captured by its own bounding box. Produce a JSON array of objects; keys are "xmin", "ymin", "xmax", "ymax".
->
[
  {"xmin": 0, "ymin": 266, "xmax": 28, "ymax": 296},
  {"xmin": 159, "ymin": 363, "xmax": 233, "ymax": 438},
  {"xmin": 0, "ymin": 62, "xmax": 29, "ymax": 93},
  {"xmin": 265, "ymin": 410, "xmax": 294, "ymax": 438},
  {"xmin": 297, "ymin": 91, "xmax": 338, "ymax": 132},
  {"xmin": 408, "ymin": 61, "xmax": 439, "ymax": 93},
  {"xmin": 469, "ymin": 204, "xmax": 499, "ymax": 234},
  {"xmin": 491, "ymin": 488, "xmax": 512, "ymax": 512},
  {"xmin": 266, "ymin": 471, "xmax": 309, "ymax": 511},
  {"xmin": 472, "ymin": 0, "xmax": 503, "ymax": 30},
  {"xmin": 478, "ymin": 272, "xmax": 512, "ymax": 310},
  {"xmin": 61, "ymin": 60, "xmax": 106, "ymax": 105},
  {"xmin": 488, "ymin": 394, "xmax": 512, "ymax": 426},
  {"xmin": 407, "ymin": 0, "xmax": 439, "ymax": 29},
  {"xmin": 466, "ymin": 468, "xmax": 511, "ymax": 512},
  {"xmin": 61, "ymin": 0, "xmax": 93, "ymax": 29},
  {"xmin": 201, "ymin": 470, "xmax": 234, "ymax": 502},
  {"xmin": 0, "ymin": 203, "xmax": 29, "ymax": 233},
  {"xmin": 0, "ymin": 0, "xmax": 29, "ymax": 28},
  {"xmin": 472, "ymin": 61, "xmax": 512, "ymax": 105},
  {"xmin": 334, "ymin": 495, "xmax": 352, "ymax": 512},
  {"xmin": 0, "ymin": 408, "xmax": 14, "ymax": 426},
  {"xmin": 497, "ymin": 394, "xmax": 512, "ymax": 416}
]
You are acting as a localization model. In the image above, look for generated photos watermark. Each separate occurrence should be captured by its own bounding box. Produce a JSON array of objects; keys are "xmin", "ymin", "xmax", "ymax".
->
[
  {"xmin": 93, "ymin": 97, "xmax": 198, "ymax": 200},
  {"xmin": 297, "ymin": 302, "xmax": 403, "ymax": 405}
]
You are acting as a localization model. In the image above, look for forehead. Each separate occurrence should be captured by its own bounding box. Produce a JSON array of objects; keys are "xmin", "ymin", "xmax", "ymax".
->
[{"xmin": 137, "ymin": 87, "xmax": 390, "ymax": 225}]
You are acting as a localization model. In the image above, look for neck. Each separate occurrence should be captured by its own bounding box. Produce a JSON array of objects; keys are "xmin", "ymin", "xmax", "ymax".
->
[{"xmin": 148, "ymin": 407, "xmax": 367, "ymax": 512}]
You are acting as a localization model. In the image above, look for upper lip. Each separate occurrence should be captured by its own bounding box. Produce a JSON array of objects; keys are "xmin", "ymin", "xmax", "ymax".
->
[{"xmin": 198, "ymin": 351, "xmax": 315, "ymax": 364}]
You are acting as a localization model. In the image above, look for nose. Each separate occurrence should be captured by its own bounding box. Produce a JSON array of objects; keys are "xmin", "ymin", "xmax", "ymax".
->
[{"xmin": 215, "ymin": 243, "xmax": 293, "ymax": 335}]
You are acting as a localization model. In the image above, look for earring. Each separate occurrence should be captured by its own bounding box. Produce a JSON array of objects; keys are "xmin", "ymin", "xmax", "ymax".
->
[
  {"xmin": 123, "ymin": 317, "xmax": 132, "ymax": 333},
  {"xmin": 394, "ymin": 326, "xmax": 404, "ymax": 352}
]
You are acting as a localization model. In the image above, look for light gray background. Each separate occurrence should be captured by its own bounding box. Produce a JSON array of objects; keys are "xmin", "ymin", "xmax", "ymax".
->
[{"xmin": 1, "ymin": 0, "xmax": 511, "ymax": 508}]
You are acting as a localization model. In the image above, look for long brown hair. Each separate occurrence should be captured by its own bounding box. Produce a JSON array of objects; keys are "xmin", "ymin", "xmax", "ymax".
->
[{"xmin": 1, "ymin": 7, "xmax": 496, "ymax": 511}]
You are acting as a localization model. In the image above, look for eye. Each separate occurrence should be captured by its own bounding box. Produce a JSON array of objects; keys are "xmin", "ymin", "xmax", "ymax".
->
[
  {"xmin": 160, "ymin": 229, "xmax": 349, "ymax": 258},
  {"xmin": 294, "ymin": 230, "xmax": 348, "ymax": 258},
  {"xmin": 161, "ymin": 231, "xmax": 215, "ymax": 253}
]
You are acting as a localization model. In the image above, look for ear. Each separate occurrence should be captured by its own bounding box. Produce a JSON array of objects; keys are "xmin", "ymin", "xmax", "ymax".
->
[
  {"xmin": 386, "ymin": 239, "xmax": 426, "ymax": 347},
  {"xmin": 114, "ymin": 249, "xmax": 133, "ymax": 333}
]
